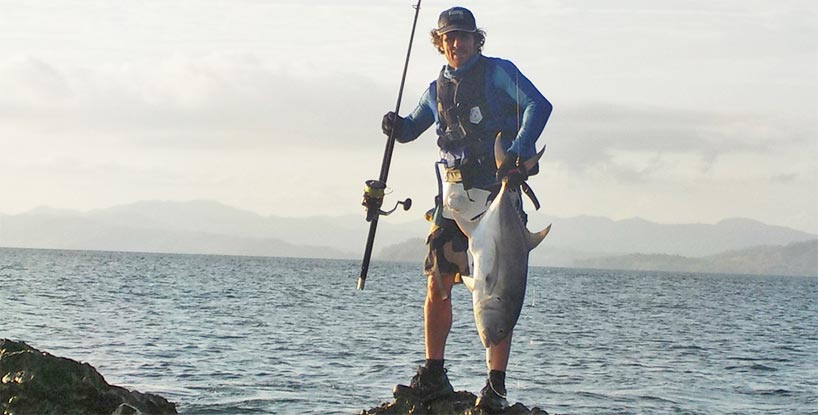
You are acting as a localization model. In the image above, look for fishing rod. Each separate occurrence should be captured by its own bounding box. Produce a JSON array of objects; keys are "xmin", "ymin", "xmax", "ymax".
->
[{"xmin": 357, "ymin": 0, "xmax": 422, "ymax": 290}]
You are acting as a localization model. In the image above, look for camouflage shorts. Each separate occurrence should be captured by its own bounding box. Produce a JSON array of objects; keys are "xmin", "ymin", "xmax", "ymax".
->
[
  {"xmin": 422, "ymin": 182, "xmax": 527, "ymax": 282},
  {"xmin": 423, "ymin": 207, "xmax": 470, "ymax": 282}
]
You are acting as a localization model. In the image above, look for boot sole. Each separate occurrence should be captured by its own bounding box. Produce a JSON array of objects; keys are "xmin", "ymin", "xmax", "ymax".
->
[
  {"xmin": 393, "ymin": 384, "xmax": 455, "ymax": 404},
  {"xmin": 475, "ymin": 395, "xmax": 509, "ymax": 413}
]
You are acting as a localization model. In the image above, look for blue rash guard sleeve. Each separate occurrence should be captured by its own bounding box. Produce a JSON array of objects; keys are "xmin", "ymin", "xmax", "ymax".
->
[
  {"xmin": 396, "ymin": 57, "xmax": 552, "ymax": 157},
  {"xmin": 490, "ymin": 58, "xmax": 552, "ymax": 158},
  {"xmin": 395, "ymin": 85, "xmax": 437, "ymax": 144}
]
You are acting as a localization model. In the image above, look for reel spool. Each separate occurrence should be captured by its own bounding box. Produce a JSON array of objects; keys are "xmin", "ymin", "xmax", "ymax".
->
[{"xmin": 361, "ymin": 179, "xmax": 411, "ymax": 222}]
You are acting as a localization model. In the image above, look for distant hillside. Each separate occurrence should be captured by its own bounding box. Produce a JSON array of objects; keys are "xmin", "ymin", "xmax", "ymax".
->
[
  {"xmin": 0, "ymin": 211, "xmax": 350, "ymax": 259},
  {"xmin": 575, "ymin": 240, "xmax": 818, "ymax": 277},
  {"xmin": 1, "ymin": 200, "xmax": 816, "ymax": 274},
  {"xmin": 377, "ymin": 237, "xmax": 426, "ymax": 263},
  {"xmin": 375, "ymin": 237, "xmax": 602, "ymax": 268},
  {"xmin": 0, "ymin": 200, "xmax": 424, "ymax": 259},
  {"xmin": 525, "ymin": 215, "xmax": 816, "ymax": 257}
]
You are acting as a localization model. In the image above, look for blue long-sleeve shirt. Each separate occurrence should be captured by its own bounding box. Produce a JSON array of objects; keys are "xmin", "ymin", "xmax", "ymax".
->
[{"xmin": 396, "ymin": 54, "xmax": 552, "ymax": 160}]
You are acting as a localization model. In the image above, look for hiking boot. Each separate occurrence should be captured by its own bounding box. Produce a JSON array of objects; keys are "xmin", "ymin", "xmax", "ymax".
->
[
  {"xmin": 393, "ymin": 365, "xmax": 455, "ymax": 403},
  {"xmin": 475, "ymin": 378, "xmax": 509, "ymax": 413}
]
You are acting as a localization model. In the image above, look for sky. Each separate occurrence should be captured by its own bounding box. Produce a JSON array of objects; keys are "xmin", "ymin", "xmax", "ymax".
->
[{"xmin": 1, "ymin": 0, "xmax": 816, "ymax": 234}]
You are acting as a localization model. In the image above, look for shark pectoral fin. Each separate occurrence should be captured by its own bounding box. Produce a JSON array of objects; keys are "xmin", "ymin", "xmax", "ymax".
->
[
  {"xmin": 527, "ymin": 223, "xmax": 551, "ymax": 250},
  {"xmin": 461, "ymin": 274, "xmax": 476, "ymax": 292}
]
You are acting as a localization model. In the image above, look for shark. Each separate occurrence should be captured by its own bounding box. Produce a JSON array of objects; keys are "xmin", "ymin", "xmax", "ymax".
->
[{"xmin": 453, "ymin": 135, "xmax": 551, "ymax": 348}]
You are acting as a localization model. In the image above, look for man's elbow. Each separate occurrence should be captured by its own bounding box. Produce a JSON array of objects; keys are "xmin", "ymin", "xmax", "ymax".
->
[{"xmin": 541, "ymin": 96, "xmax": 553, "ymax": 119}]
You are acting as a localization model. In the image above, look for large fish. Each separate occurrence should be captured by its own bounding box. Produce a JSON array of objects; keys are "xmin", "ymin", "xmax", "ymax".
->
[{"xmin": 455, "ymin": 136, "xmax": 551, "ymax": 348}]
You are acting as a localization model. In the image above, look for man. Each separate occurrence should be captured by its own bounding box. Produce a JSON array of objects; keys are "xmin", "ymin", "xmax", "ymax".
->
[{"xmin": 382, "ymin": 6, "xmax": 552, "ymax": 412}]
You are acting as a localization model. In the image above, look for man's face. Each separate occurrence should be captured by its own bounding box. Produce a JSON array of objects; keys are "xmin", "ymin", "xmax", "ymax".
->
[{"xmin": 441, "ymin": 31, "xmax": 477, "ymax": 69}]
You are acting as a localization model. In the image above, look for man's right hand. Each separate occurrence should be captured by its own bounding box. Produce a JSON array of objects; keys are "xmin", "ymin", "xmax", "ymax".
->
[
  {"xmin": 382, "ymin": 112, "xmax": 404, "ymax": 138},
  {"xmin": 496, "ymin": 151, "xmax": 529, "ymax": 185}
]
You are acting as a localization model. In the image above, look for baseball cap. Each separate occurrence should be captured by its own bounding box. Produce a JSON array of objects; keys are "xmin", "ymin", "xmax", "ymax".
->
[{"xmin": 437, "ymin": 6, "xmax": 477, "ymax": 35}]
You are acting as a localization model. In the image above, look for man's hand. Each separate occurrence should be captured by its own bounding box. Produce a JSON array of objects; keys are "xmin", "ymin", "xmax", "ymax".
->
[
  {"xmin": 496, "ymin": 151, "xmax": 528, "ymax": 185},
  {"xmin": 382, "ymin": 111, "xmax": 404, "ymax": 138}
]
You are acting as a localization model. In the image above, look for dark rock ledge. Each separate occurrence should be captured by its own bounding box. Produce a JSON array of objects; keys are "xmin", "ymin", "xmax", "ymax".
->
[
  {"xmin": 359, "ymin": 390, "xmax": 550, "ymax": 415},
  {"xmin": 0, "ymin": 339, "xmax": 176, "ymax": 415}
]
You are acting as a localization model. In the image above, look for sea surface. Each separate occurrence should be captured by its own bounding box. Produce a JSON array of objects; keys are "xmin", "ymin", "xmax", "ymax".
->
[{"xmin": 2, "ymin": 247, "xmax": 816, "ymax": 414}]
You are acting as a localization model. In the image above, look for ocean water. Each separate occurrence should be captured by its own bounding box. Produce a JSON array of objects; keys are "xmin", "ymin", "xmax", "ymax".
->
[{"xmin": 2, "ymin": 247, "xmax": 816, "ymax": 415}]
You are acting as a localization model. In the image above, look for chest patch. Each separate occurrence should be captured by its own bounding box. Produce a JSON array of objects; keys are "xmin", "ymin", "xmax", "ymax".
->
[{"xmin": 469, "ymin": 106, "xmax": 483, "ymax": 124}]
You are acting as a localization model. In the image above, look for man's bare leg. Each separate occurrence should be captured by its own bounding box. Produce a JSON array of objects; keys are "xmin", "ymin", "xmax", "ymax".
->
[
  {"xmin": 425, "ymin": 272, "xmax": 455, "ymax": 360},
  {"xmin": 392, "ymin": 272, "xmax": 457, "ymax": 401},
  {"xmin": 476, "ymin": 330, "xmax": 512, "ymax": 410},
  {"xmin": 486, "ymin": 330, "xmax": 512, "ymax": 370}
]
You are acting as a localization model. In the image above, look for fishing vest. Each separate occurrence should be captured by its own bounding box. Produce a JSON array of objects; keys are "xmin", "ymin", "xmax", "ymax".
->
[{"xmin": 436, "ymin": 57, "xmax": 509, "ymax": 188}]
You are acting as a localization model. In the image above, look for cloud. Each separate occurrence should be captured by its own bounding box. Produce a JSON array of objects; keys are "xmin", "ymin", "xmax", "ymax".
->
[
  {"xmin": 545, "ymin": 96, "xmax": 814, "ymax": 165},
  {"xmin": 1, "ymin": 1, "xmax": 815, "ymax": 233},
  {"xmin": 546, "ymin": 102, "xmax": 816, "ymax": 184},
  {"xmin": 0, "ymin": 53, "xmax": 394, "ymax": 152},
  {"xmin": 0, "ymin": 56, "xmax": 73, "ymax": 114}
]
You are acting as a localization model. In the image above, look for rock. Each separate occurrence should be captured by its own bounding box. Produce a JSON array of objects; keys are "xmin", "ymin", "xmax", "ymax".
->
[
  {"xmin": 0, "ymin": 339, "xmax": 177, "ymax": 415},
  {"xmin": 360, "ymin": 390, "xmax": 549, "ymax": 415}
]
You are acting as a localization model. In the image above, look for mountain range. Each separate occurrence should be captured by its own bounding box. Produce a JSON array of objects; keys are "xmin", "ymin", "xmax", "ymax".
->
[
  {"xmin": 574, "ymin": 240, "xmax": 818, "ymax": 277},
  {"xmin": 1, "ymin": 200, "xmax": 815, "ymax": 276}
]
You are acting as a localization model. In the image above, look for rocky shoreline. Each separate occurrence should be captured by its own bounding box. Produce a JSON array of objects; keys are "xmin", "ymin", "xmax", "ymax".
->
[
  {"xmin": 359, "ymin": 390, "xmax": 549, "ymax": 415},
  {"xmin": 0, "ymin": 339, "xmax": 176, "ymax": 415},
  {"xmin": 2, "ymin": 337, "xmax": 553, "ymax": 415}
]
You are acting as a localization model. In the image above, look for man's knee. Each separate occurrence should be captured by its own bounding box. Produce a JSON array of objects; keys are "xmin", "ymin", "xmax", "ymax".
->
[{"xmin": 426, "ymin": 273, "xmax": 455, "ymax": 303}]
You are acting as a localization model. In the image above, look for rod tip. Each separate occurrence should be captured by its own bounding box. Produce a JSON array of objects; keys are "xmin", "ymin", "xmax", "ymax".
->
[{"xmin": 357, "ymin": 277, "xmax": 366, "ymax": 290}]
